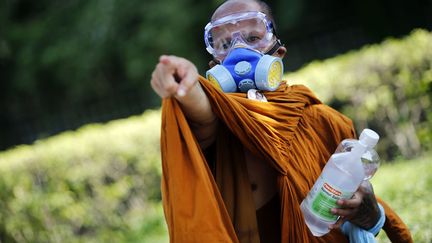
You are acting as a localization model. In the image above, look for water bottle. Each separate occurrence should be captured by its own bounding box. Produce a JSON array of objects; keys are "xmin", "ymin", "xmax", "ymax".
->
[
  {"xmin": 300, "ymin": 129, "xmax": 380, "ymax": 236},
  {"xmin": 335, "ymin": 130, "xmax": 380, "ymax": 180}
]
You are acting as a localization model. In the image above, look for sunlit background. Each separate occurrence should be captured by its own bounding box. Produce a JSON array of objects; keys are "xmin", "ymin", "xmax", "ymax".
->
[{"xmin": 0, "ymin": 0, "xmax": 431, "ymax": 242}]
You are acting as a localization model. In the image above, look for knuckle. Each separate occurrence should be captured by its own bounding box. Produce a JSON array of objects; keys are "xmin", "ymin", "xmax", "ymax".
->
[
  {"xmin": 164, "ymin": 82, "xmax": 177, "ymax": 93},
  {"xmin": 150, "ymin": 77, "xmax": 159, "ymax": 90},
  {"xmin": 153, "ymin": 88, "xmax": 164, "ymax": 98},
  {"xmin": 151, "ymin": 71, "xmax": 157, "ymax": 81},
  {"xmin": 156, "ymin": 62, "xmax": 163, "ymax": 69},
  {"xmin": 151, "ymin": 76, "xmax": 161, "ymax": 89}
]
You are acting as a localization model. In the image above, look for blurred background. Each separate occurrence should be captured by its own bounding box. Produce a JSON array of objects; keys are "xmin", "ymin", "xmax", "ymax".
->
[
  {"xmin": 1, "ymin": 0, "xmax": 431, "ymax": 151},
  {"xmin": 0, "ymin": 0, "xmax": 431, "ymax": 242}
]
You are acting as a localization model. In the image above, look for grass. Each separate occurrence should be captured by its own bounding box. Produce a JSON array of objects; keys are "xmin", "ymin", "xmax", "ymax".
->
[{"xmin": 372, "ymin": 153, "xmax": 432, "ymax": 243}]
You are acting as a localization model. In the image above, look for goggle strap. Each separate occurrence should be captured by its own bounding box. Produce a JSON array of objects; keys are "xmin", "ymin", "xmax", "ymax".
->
[{"xmin": 265, "ymin": 39, "xmax": 283, "ymax": 56}]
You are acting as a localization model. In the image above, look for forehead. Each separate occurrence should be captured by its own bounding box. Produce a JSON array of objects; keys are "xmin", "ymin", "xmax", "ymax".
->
[
  {"xmin": 212, "ymin": 18, "xmax": 263, "ymax": 35},
  {"xmin": 211, "ymin": 23, "xmax": 263, "ymax": 42},
  {"xmin": 212, "ymin": 1, "xmax": 261, "ymax": 21}
]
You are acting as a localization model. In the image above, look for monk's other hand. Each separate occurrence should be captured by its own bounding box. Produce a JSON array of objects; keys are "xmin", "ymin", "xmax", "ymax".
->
[
  {"xmin": 329, "ymin": 180, "xmax": 380, "ymax": 230},
  {"xmin": 151, "ymin": 55, "xmax": 199, "ymax": 98}
]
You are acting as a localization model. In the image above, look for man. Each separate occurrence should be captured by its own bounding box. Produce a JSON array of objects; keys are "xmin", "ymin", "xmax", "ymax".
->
[{"xmin": 151, "ymin": 0, "xmax": 412, "ymax": 242}]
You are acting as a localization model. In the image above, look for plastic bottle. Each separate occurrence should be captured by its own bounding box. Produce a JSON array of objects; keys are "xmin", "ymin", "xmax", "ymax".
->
[
  {"xmin": 300, "ymin": 129, "xmax": 380, "ymax": 237},
  {"xmin": 335, "ymin": 130, "xmax": 380, "ymax": 180}
]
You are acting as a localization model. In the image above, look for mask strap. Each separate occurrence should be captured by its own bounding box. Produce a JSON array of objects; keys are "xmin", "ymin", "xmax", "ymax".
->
[
  {"xmin": 211, "ymin": 58, "xmax": 221, "ymax": 65},
  {"xmin": 265, "ymin": 39, "xmax": 283, "ymax": 56}
]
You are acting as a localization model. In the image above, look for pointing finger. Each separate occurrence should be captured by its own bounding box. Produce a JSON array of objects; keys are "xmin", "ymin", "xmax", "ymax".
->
[
  {"xmin": 152, "ymin": 62, "xmax": 179, "ymax": 98},
  {"xmin": 159, "ymin": 55, "xmax": 189, "ymax": 83}
]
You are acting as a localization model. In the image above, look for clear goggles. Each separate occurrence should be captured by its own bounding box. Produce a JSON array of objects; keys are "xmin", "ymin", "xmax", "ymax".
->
[{"xmin": 204, "ymin": 11, "xmax": 277, "ymax": 61}]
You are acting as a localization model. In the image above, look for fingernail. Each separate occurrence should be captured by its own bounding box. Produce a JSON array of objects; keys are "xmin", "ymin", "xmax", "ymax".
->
[
  {"xmin": 177, "ymin": 88, "xmax": 186, "ymax": 97},
  {"xmin": 159, "ymin": 55, "xmax": 169, "ymax": 63},
  {"xmin": 337, "ymin": 200, "xmax": 343, "ymax": 205},
  {"xmin": 331, "ymin": 208, "xmax": 337, "ymax": 214}
]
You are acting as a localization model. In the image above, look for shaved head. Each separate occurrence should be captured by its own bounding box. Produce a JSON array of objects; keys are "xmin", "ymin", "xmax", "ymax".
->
[
  {"xmin": 206, "ymin": 0, "xmax": 286, "ymax": 64},
  {"xmin": 212, "ymin": 0, "xmax": 275, "ymax": 28}
]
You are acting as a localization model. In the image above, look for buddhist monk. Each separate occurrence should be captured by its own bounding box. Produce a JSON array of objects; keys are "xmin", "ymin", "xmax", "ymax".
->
[{"xmin": 150, "ymin": 0, "xmax": 413, "ymax": 242}]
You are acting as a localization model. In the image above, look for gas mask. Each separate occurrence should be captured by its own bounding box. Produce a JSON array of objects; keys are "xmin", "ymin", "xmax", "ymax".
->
[
  {"xmin": 204, "ymin": 11, "xmax": 284, "ymax": 93},
  {"xmin": 206, "ymin": 46, "xmax": 283, "ymax": 92}
]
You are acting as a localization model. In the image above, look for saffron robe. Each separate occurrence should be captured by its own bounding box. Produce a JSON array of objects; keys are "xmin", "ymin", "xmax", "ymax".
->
[{"xmin": 160, "ymin": 76, "xmax": 413, "ymax": 243}]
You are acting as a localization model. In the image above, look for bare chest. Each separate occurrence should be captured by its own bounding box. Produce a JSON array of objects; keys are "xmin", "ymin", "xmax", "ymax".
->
[{"xmin": 244, "ymin": 150, "xmax": 278, "ymax": 210}]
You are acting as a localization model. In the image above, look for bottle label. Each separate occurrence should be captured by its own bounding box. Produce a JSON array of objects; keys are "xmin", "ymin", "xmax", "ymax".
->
[{"xmin": 308, "ymin": 176, "xmax": 352, "ymax": 221}]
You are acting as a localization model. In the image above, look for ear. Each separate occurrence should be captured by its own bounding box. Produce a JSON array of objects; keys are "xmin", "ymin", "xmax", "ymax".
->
[{"xmin": 274, "ymin": 46, "xmax": 287, "ymax": 59}]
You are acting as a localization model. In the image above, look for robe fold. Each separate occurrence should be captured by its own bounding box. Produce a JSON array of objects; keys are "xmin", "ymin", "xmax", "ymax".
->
[{"xmin": 160, "ymin": 76, "xmax": 413, "ymax": 243}]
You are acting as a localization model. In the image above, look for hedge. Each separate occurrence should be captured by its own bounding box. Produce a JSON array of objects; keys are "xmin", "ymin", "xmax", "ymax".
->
[
  {"xmin": 286, "ymin": 29, "xmax": 432, "ymax": 160},
  {"xmin": 0, "ymin": 110, "xmax": 166, "ymax": 242}
]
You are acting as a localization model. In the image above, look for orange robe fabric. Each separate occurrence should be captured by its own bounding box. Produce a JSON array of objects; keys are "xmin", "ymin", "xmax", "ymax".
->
[{"xmin": 160, "ymin": 76, "xmax": 413, "ymax": 243}]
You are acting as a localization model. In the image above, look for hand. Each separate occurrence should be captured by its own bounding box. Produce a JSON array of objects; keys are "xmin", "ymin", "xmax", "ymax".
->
[
  {"xmin": 329, "ymin": 181, "xmax": 380, "ymax": 230},
  {"xmin": 151, "ymin": 55, "xmax": 199, "ymax": 98}
]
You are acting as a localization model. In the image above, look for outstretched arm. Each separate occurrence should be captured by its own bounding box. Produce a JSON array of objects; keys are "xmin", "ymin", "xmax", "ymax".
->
[{"xmin": 151, "ymin": 55, "xmax": 218, "ymax": 149}]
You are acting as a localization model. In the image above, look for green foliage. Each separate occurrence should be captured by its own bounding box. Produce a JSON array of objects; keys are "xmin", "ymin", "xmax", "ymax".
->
[
  {"xmin": 372, "ymin": 153, "xmax": 432, "ymax": 243},
  {"xmin": 0, "ymin": 0, "xmax": 220, "ymax": 149},
  {"xmin": 286, "ymin": 29, "xmax": 432, "ymax": 160},
  {"xmin": 1, "ymin": 0, "xmax": 219, "ymax": 107},
  {"xmin": 0, "ymin": 110, "xmax": 167, "ymax": 242}
]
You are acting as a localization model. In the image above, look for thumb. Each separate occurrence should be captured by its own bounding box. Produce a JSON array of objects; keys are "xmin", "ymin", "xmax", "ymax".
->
[{"xmin": 329, "ymin": 216, "xmax": 347, "ymax": 230}]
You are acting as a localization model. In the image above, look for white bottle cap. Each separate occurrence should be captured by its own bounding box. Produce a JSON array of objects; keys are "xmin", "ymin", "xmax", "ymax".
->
[{"xmin": 359, "ymin": 129, "xmax": 380, "ymax": 148}]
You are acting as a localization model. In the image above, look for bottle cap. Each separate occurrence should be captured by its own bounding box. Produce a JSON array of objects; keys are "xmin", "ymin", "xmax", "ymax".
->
[{"xmin": 359, "ymin": 129, "xmax": 380, "ymax": 148}]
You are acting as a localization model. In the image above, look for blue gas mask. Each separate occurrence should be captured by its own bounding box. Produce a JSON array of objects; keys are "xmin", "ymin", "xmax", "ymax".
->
[
  {"xmin": 206, "ymin": 47, "xmax": 283, "ymax": 93},
  {"xmin": 204, "ymin": 11, "xmax": 284, "ymax": 93}
]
